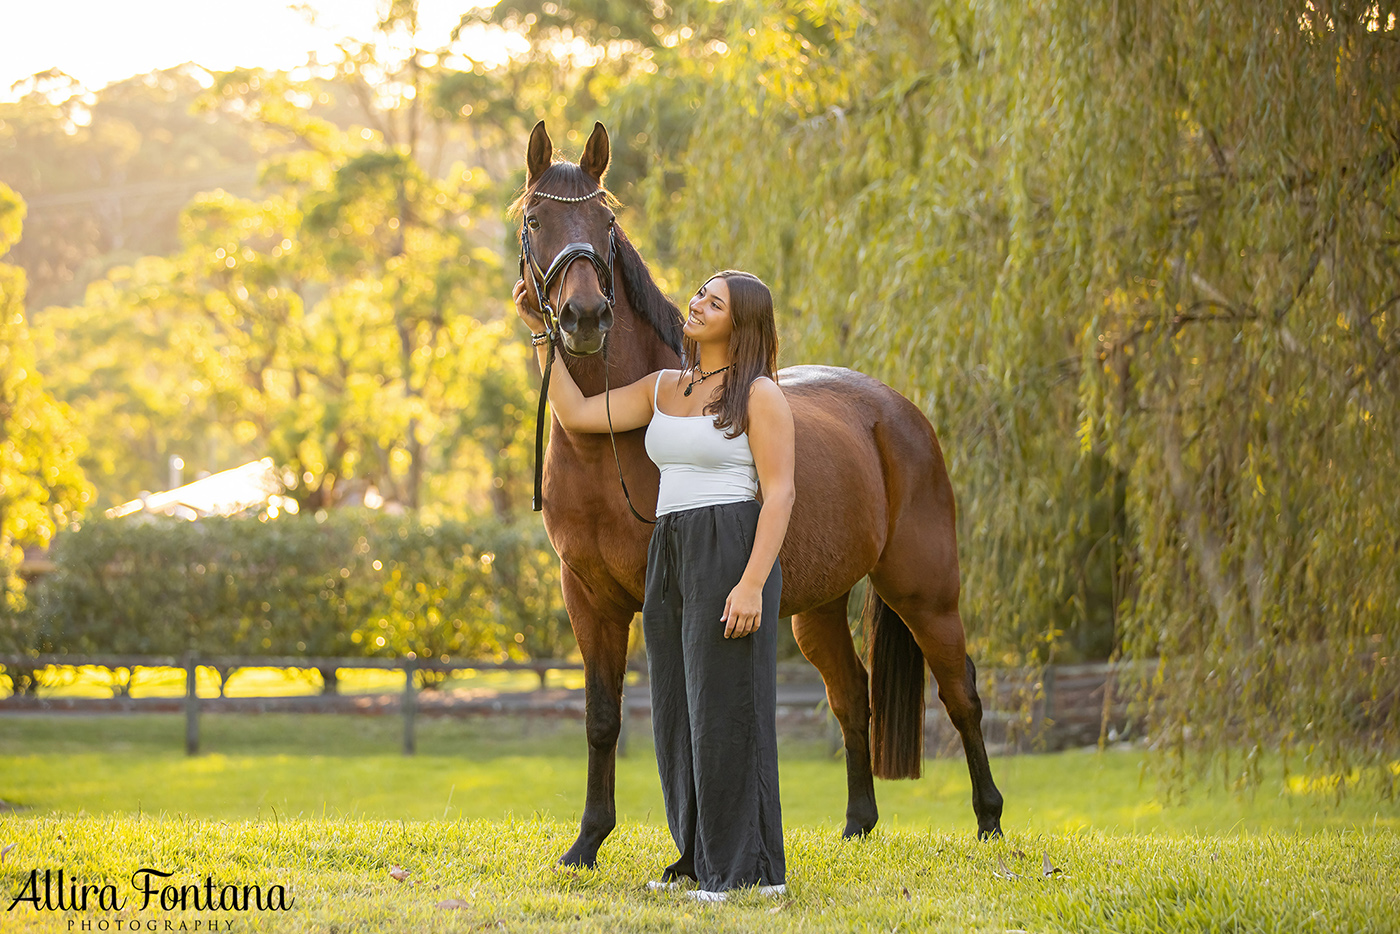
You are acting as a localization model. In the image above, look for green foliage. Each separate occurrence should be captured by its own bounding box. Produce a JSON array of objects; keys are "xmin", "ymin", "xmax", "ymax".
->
[
  {"xmin": 0, "ymin": 183, "xmax": 92, "ymax": 627},
  {"xmin": 602, "ymin": 0, "xmax": 1400, "ymax": 786},
  {"xmin": 27, "ymin": 252, "xmax": 245, "ymax": 509},
  {"xmin": 1057, "ymin": 0, "xmax": 1400, "ymax": 798},
  {"xmin": 29, "ymin": 50, "xmax": 534, "ymax": 517},
  {"xmin": 0, "ymin": 66, "xmax": 263, "ymax": 310},
  {"xmin": 22, "ymin": 512, "xmax": 571, "ymax": 666}
]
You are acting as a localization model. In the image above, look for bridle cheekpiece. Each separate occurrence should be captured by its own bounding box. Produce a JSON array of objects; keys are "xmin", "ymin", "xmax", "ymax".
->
[{"xmin": 518, "ymin": 187, "xmax": 618, "ymax": 348}]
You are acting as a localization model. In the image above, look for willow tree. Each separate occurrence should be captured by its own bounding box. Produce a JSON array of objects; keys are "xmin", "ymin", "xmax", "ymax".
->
[{"xmin": 639, "ymin": 0, "xmax": 1398, "ymax": 788}]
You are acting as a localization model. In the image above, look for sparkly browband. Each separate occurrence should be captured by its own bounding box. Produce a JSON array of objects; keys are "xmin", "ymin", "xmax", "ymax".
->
[{"xmin": 532, "ymin": 189, "xmax": 607, "ymax": 203}]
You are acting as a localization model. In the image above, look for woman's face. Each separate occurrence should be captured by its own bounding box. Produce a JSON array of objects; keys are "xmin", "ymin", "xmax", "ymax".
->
[{"xmin": 684, "ymin": 276, "xmax": 733, "ymax": 343}]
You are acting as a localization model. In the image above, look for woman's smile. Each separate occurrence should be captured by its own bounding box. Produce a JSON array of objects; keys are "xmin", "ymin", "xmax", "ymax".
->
[
  {"xmin": 685, "ymin": 276, "xmax": 731, "ymax": 338},
  {"xmin": 684, "ymin": 308, "xmax": 707, "ymax": 336}
]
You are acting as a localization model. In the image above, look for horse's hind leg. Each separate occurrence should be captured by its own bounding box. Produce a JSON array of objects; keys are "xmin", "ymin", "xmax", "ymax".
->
[
  {"xmin": 936, "ymin": 639, "xmax": 1004, "ymax": 839},
  {"xmin": 792, "ymin": 591, "xmax": 879, "ymax": 837},
  {"xmin": 871, "ymin": 537, "xmax": 1004, "ymax": 839},
  {"xmin": 888, "ymin": 598, "xmax": 1004, "ymax": 839}
]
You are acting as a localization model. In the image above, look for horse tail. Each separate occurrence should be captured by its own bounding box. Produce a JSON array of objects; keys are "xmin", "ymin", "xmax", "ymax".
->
[{"xmin": 864, "ymin": 580, "xmax": 926, "ymax": 779}]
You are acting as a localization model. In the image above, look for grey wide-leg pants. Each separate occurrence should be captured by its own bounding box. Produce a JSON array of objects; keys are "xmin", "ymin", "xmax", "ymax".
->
[{"xmin": 642, "ymin": 498, "xmax": 785, "ymax": 891}]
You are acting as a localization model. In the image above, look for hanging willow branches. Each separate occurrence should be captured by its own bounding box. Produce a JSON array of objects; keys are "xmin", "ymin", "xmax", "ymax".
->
[{"xmin": 627, "ymin": 0, "xmax": 1398, "ymax": 790}]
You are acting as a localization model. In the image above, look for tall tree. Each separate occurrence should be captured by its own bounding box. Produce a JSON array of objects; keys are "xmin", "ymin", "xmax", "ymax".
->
[
  {"xmin": 34, "ymin": 4, "xmax": 535, "ymax": 519},
  {"xmin": 0, "ymin": 183, "xmax": 92, "ymax": 622}
]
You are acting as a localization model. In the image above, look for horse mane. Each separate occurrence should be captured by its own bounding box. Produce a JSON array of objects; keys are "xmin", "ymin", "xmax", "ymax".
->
[
  {"xmin": 511, "ymin": 161, "xmax": 683, "ymax": 356},
  {"xmin": 612, "ymin": 227, "xmax": 683, "ymax": 356}
]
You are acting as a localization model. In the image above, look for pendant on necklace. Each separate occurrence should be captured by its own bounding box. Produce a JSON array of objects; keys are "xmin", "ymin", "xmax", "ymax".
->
[{"xmin": 684, "ymin": 365, "xmax": 725, "ymax": 397}]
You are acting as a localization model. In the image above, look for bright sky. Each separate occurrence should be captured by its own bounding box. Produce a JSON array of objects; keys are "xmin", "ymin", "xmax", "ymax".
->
[{"xmin": 1, "ymin": 0, "xmax": 523, "ymax": 103}]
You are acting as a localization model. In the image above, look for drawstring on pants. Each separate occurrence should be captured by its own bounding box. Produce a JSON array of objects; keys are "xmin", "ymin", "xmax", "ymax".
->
[{"xmin": 658, "ymin": 514, "xmax": 678, "ymax": 602}]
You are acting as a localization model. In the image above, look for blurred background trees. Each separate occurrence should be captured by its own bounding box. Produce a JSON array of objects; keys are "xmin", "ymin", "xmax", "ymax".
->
[
  {"xmin": 0, "ymin": 182, "xmax": 92, "ymax": 628},
  {"xmin": 1, "ymin": 0, "xmax": 1395, "ymax": 787}
]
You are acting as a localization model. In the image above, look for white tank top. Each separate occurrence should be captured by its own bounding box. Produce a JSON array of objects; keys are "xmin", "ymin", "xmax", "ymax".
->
[{"xmin": 644, "ymin": 370, "xmax": 760, "ymax": 517}]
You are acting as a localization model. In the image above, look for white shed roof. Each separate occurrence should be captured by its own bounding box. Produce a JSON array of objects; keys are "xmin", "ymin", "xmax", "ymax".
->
[{"xmin": 106, "ymin": 458, "xmax": 288, "ymax": 520}]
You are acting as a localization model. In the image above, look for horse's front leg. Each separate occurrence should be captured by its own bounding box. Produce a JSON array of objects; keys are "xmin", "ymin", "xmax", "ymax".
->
[{"xmin": 557, "ymin": 565, "xmax": 634, "ymax": 868}]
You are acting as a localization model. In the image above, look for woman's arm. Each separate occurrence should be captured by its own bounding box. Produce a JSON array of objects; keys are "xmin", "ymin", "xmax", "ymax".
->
[
  {"xmin": 721, "ymin": 377, "xmax": 796, "ymax": 638},
  {"xmin": 514, "ymin": 278, "xmax": 658, "ymax": 433}
]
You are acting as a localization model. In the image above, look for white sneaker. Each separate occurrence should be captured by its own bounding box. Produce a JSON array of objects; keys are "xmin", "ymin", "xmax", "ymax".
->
[
  {"xmin": 646, "ymin": 880, "xmax": 681, "ymax": 891},
  {"xmin": 687, "ymin": 883, "xmax": 786, "ymax": 902}
]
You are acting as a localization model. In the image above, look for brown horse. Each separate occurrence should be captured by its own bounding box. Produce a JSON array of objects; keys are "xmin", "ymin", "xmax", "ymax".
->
[{"xmin": 517, "ymin": 121, "xmax": 1003, "ymax": 867}]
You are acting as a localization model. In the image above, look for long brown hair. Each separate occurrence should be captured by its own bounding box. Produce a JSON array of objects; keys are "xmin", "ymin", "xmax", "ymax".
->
[{"xmin": 681, "ymin": 270, "xmax": 779, "ymax": 439}]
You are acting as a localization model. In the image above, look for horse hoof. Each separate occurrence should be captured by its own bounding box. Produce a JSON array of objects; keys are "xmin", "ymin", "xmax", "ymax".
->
[
  {"xmin": 977, "ymin": 824, "xmax": 1003, "ymax": 842},
  {"xmin": 842, "ymin": 818, "xmax": 877, "ymax": 839},
  {"xmin": 558, "ymin": 847, "xmax": 598, "ymax": 869}
]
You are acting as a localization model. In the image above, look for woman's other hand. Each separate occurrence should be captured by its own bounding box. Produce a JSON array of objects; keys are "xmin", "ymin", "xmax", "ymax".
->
[
  {"xmin": 721, "ymin": 580, "xmax": 764, "ymax": 638},
  {"xmin": 514, "ymin": 278, "xmax": 546, "ymax": 333}
]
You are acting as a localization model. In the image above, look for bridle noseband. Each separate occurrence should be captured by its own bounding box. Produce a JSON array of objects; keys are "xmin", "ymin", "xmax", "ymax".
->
[{"xmin": 520, "ymin": 187, "xmax": 655, "ymax": 524}]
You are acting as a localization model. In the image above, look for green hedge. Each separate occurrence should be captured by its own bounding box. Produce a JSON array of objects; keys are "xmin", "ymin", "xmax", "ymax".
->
[{"xmin": 5, "ymin": 512, "xmax": 573, "ymax": 679}]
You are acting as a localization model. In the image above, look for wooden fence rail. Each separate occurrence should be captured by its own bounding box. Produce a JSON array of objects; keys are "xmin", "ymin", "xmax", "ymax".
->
[
  {"xmin": 0, "ymin": 654, "xmax": 1150, "ymax": 757},
  {"xmin": 0, "ymin": 653, "xmax": 650, "ymax": 756}
]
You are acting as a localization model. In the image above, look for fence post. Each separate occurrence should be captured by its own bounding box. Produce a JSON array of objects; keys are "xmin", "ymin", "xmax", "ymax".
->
[
  {"xmin": 183, "ymin": 652, "xmax": 199, "ymax": 756},
  {"xmin": 617, "ymin": 691, "xmax": 629, "ymax": 757},
  {"xmin": 402, "ymin": 656, "xmax": 417, "ymax": 756},
  {"xmin": 828, "ymin": 707, "xmax": 844, "ymax": 758},
  {"xmin": 1039, "ymin": 663, "xmax": 1058, "ymax": 746}
]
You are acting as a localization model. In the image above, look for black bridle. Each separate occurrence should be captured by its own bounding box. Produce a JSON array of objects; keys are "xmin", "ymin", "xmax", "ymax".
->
[
  {"xmin": 520, "ymin": 188, "xmax": 656, "ymax": 524},
  {"xmin": 518, "ymin": 189, "xmax": 618, "ymax": 342}
]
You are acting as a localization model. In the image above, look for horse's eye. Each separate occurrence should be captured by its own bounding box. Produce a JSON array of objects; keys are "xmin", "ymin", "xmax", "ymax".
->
[{"xmin": 526, "ymin": 216, "xmax": 540, "ymax": 230}]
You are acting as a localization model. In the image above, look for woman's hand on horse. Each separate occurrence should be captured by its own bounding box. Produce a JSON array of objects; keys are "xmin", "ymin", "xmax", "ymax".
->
[
  {"xmin": 514, "ymin": 278, "xmax": 546, "ymax": 333},
  {"xmin": 721, "ymin": 581, "xmax": 764, "ymax": 638}
]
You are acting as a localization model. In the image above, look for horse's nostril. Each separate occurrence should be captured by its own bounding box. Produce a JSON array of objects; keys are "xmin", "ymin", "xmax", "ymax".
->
[
  {"xmin": 559, "ymin": 305, "xmax": 579, "ymax": 334},
  {"xmin": 600, "ymin": 308, "xmax": 614, "ymax": 331}
]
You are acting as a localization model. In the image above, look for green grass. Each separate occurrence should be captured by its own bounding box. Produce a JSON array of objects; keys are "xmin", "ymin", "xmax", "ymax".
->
[
  {"xmin": 0, "ymin": 816, "xmax": 1395, "ymax": 933},
  {"xmin": 2, "ymin": 714, "xmax": 1396, "ymax": 932},
  {"xmin": 1, "ymin": 714, "xmax": 1395, "ymax": 835}
]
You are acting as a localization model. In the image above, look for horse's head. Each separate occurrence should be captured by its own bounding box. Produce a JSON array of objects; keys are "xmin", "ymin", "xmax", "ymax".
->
[{"xmin": 518, "ymin": 121, "xmax": 618, "ymax": 356}]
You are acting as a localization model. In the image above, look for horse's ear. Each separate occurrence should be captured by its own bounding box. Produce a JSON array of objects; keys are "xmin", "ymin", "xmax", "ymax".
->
[
  {"xmin": 580, "ymin": 122, "xmax": 610, "ymax": 183},
  {"xmin": 527, "ymin": 120, "xmax": 553, "ymax": 185}
]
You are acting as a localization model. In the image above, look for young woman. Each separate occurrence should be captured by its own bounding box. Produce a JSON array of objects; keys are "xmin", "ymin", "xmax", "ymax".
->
[{"xmin": 513, "ymin": 269, "xmax": 795, "ymax": 901}]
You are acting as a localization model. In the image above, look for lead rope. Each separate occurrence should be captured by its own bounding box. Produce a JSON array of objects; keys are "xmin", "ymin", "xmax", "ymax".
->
[
  {"xmin": 531, "ymin": 337, "xmax": 555, "ymax": 512},
  {"xmin": 525, "ymin": 235, "xmax": 555, "ymax": 513},
  {"xmin": 603, "ymin": 335, "xmax": 657, "ymax": 524}
]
